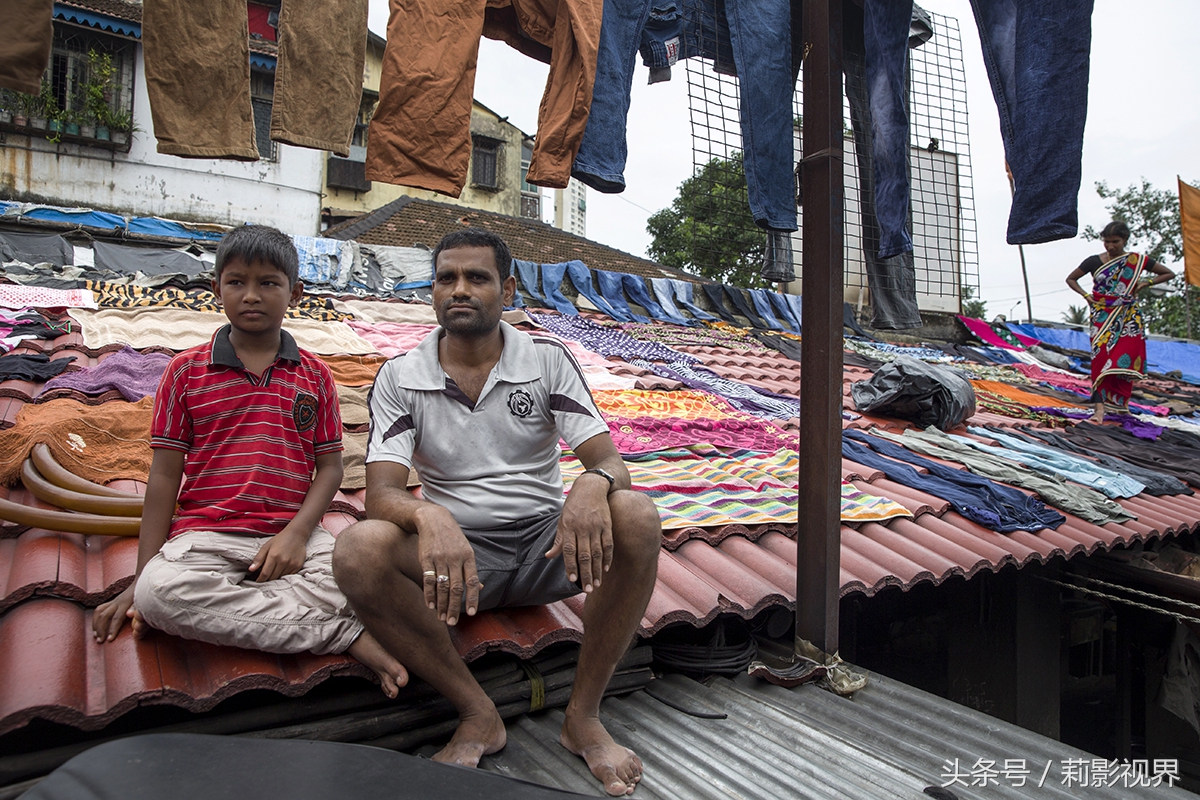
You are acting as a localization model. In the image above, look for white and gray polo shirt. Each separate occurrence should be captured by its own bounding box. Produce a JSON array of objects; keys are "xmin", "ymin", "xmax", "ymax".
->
[{"xmin": 366, "ymin": 321, "xmax": 610, "ymax": 529}]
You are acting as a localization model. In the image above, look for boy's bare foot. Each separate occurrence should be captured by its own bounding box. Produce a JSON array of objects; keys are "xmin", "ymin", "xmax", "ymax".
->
[
  {"xmin": 129, "ymin": 608, "xmax": 150, "ymax": 639},
  {"xmin": 348, "ymin": 631, "xmax": 409, "ymax": 699},
  {"xmin": 431, "ymin": 706, "xmax": 506, "ymax": 767},
  {"xmin": 561, "ymin": 713, "xmax": 643, "ymax": 796}
]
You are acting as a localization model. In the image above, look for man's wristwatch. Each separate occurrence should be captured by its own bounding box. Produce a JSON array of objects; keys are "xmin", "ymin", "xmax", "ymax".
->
[{"xmin": 582, "ymin": 467, "xmax": 616, "ymax": 493}]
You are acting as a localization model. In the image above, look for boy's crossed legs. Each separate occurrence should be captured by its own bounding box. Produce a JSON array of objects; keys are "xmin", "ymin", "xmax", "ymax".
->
[{"xmin": 129, "ymin": 527, "xmax": 406, "ymax": 697}]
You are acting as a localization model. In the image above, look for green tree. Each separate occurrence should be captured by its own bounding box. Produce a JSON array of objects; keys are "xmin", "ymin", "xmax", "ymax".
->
[
  {"xmin": 961, "ymin": 285, "xmax": 987, "ymax": 319},
  {"xmin": 646, "ymin": 152, "xmax": 769, "ymax": 288},
  {"xmin": 1082, "ymin": 177, "xmax": 1198, "ymax": 339},
  {"xmin": 1062, "ymin": 304, "xmax": 1088, "ymax": 326}
]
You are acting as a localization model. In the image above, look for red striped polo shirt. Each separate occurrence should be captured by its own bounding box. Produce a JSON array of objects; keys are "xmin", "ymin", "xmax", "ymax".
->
[{"xmin": 151, "ymin": 325, "xmax": 343, "ymax": 538}]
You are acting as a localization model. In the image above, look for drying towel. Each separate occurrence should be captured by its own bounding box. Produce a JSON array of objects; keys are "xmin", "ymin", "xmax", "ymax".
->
[
  {"xmin": 0, "ymin": 284, "xmax": 97, "ymax": 310},
  {"xmin": 42, "ymin": 346, "xmax": 171, "ymax": 402},
  {"xmin": 341, "ymin": 430, "xmax": 367, "ymax": 490},
  {"xmin": 0, "ymin": 396, "xmax": 154, "ymax": 486},
  {"xmin": 69, "ymin": 308, "xmax": 377, "ymax": 355}
]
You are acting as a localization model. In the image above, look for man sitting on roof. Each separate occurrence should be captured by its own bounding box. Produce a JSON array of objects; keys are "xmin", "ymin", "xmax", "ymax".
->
[{"xmin": 333, "ymin": 228, "xmax": 661, "ymax": 796}]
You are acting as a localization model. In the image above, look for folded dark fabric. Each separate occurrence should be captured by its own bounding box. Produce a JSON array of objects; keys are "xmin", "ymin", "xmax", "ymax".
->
[{"xmin": 0, "ymin": 353, "xmax": 76, "ymax": 382}]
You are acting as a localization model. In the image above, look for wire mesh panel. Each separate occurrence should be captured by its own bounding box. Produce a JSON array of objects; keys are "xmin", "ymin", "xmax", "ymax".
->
[{"xmin": 679, "ymin": 7, "xmax": 979, "ymax": 320}]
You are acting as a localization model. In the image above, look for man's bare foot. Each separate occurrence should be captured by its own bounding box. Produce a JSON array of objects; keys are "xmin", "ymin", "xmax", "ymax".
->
[
  {"xmin": 561, "ymin": 713, "xmax": 643, "ymax": 796},
  {"xmin": 431, "ymin": 706, "xmax": 506, "ymax": 767},
  {"xmin": 348, "ymin": 631, "xmax": 409, "ymax": 699}
]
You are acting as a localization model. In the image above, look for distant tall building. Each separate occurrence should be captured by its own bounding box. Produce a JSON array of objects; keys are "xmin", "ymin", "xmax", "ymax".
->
[{"xmin": 553, "ymin": 179, "xmax": 587, "ymax": 237}]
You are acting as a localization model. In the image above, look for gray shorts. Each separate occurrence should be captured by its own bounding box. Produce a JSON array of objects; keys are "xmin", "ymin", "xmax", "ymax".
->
[{"xmin": 464, "ymin": 513, "xmax": 581, "ymax": 612}]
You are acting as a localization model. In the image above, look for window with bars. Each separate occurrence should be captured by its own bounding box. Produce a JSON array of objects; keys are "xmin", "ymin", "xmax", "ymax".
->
[
  {"xmin": 250, "ymin": 69, "xmax": 276, "ymax": 161},
  {"xmin": 471, "ymin": 136, "xmax": 501, "ymax": 190}
]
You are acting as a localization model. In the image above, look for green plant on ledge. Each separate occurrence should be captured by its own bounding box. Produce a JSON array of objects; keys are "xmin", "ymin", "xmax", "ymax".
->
[
  {"xmin": 38, "ymin": 79, "xmax": 60, "ymax": 123},
  {"xmin": 83, "ymin": 50, "xmax": 116, "ymax": 129}
]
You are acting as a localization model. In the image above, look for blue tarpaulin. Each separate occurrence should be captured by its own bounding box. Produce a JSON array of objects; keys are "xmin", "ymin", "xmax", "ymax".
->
[
  {"xmin": 1009, "ymin": 323, "xmax": 1200, "ymax": 384},
  {"xmin": 1, "ymin": 203, "xmax": 226, "ymax": 243}
]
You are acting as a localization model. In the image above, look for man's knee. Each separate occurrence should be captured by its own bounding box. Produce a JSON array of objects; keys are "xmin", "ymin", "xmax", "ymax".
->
[
  {"xmin": 609, "ymin": 490, "xmax": 662, "ymax": 563},
  {"xmin": 332, "ymin": 519, "xmax": 401, "ymax": 589}
]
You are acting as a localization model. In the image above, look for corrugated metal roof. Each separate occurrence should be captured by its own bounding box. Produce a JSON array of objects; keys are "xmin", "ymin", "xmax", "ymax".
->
[{"xmin": 478, "ymin": 672, "xmax": 1188, "ymax": 799}]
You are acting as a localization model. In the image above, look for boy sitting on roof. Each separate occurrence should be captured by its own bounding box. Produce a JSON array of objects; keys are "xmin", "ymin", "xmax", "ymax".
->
[
  {"xmin": 333, "ymin": 228, "xmax": 662, "ymax": 796},
  {"xmin": 92, "ymin": 225, "xmax": 406, "ymax": 698}
]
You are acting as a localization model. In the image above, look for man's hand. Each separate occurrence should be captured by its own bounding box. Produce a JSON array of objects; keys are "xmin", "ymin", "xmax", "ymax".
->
[
  {"xmin": 92, "ymin": 584, "xmax": 149, "ymax": 642},
  {"xmin": 415, "ymin": 505, "xmax": 481, "ymax": 626},
  {"xmin": 250, "ymin": 528, "xmax": 309, "ymax": 582},
  {"xmin": 547, "ymin": 473, "xmax": 613, "ymax": 593}
]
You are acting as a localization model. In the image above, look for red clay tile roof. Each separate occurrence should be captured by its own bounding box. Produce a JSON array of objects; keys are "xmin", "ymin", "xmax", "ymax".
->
[
  {"xmin": 2, "ymin": 312, "xmax": 1199, "ymax": 738},
  {"xmin": 323, "ymin": 197, "xmax": 700, "ymax": 282}
]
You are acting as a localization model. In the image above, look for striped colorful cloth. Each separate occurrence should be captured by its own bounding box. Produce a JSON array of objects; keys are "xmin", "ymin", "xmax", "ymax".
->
[{"xmin": 561, "ymin": 454, "xmax": 911, "ymax": 528}]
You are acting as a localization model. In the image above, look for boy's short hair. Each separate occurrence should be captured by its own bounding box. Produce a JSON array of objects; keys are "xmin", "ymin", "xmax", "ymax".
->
[
  {"xmin": 432, "ymin": 228, "xmax": 512, "ymax": 281},
  {"xmin": 215, "ymin": 225, "xmax": 300, "ymax": 286}
]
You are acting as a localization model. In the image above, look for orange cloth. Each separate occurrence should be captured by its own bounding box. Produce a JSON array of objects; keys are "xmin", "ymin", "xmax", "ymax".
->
[
  {"xmin": 365, "ymin": 0, "xmax": 601, "ymax": 193},
  {"xmin": 1180, "ymin": 177, "xmax": 1200, "ymax": 287},
  {"xmin": 0, "ymin": 397, "xmax": 153, "ymax": 486},
  {"xmin": 970, "ymin": 380, "xmax": 1086, "ymax": 410},
  {"xmin": 318, "ymin": 354, "xmax": 388, "ymax": 386}
]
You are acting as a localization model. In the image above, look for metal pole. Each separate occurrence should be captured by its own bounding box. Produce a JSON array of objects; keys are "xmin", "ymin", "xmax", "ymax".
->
[
  {"xmin": 1005, "ymin": 163, "xmax": 1033, "ymax": 323},
  {"xmin": 797, "ymin": 0, "xmax": 843, "ymax": 656}
]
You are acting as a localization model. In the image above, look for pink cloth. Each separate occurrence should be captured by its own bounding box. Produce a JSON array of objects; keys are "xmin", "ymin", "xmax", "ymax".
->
[
  {"xmin": 0, "ymin": 285, "xmax": 97, "ymax": 310},
  {"xmin": 957, "ymin": 315, "xmax": 1020, "ymax": 350},
  {"xmin": 346, "ymin": 321, "xmax": 436, "ymax": 357},
  {"xmin": 605, "ymin": 414, "xmax": 797, "ymax": 454}
]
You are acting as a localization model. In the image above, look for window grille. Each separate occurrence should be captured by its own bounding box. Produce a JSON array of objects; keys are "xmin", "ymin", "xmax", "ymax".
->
[
  {"xmin": 682, "ymin": 9, "xmax": 979, "ymax": 312},
  {"xmin": 472, "ymin": 137, "xmax": 500, "ymax": 190}
]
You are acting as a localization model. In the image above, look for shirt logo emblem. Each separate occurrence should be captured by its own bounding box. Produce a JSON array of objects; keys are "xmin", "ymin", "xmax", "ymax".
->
[
  {"xmin": 507, "ymin": 389, "xmax": 533, "ymax": 418},
  {"xmin": 293, "ymin": 392, "xmax": 318, "ymax": 431}
]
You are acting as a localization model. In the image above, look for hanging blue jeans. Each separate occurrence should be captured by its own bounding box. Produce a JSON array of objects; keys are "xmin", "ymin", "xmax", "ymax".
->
[
  {"xmin": 621, "ymin": 272, "xmax": 690, "ymax": 324},
  {"xmin": 575, "ymin": 0, "xmax": 795, "ymax": 231},
  {"xmin": 595, "ymin": 269, "xmax": 649, "ymax": 322},
  {"xmin": 747, "ymin": 289, "xmax": 785, "ymax": 331},
  {"xmin": 767, "ymin": 291, "xmax": 801, "ymax": 333},
  {"xmin": 665, "ymin": 279, "xmax": 718, "ymax": 321},
  {"xmin": 565, "ymin": 261, "xmax": 626, "ymax": 320},
  {"xmin": 650, "ymin": 277, "xmax": 692, "ymax": 323},
  {"xmin": 514, "ymin": 259, "xmax": 549, "ymax": 307},
  {"xmin": 539, "ymin": 262, "xmax": 581, "ymax": 316},
  {"xmin": 866, "ymin": 0, "xmax": 1093, "ymax": 248}
]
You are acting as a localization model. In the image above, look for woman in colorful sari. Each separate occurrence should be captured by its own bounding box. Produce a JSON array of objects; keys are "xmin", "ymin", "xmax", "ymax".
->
[{"xmin": 1066, "ymin": 221, "xmax": 1175, "ymax": 422}]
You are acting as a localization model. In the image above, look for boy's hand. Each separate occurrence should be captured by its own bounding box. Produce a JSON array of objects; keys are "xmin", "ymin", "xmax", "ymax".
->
[
  {"xmin": 93, "ymin": 584, "xmax": 137, "ymax": 643},
  {"xmin": 250, "ymin": 528, "xmax": 309, "ymax": 582}
]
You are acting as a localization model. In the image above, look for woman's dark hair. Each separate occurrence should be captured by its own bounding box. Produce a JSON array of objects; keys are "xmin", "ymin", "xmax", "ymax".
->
[
  {"xmin": 1100, "ymin": 220, "xmax": 1131, "ymax": 241},
  {"xmin": 432, "ymin": 228, "xmax": 512, "ymax": 281},
  {"xmin": 214, "ymin": 224, "xmax": 300, "ymax": 285}
]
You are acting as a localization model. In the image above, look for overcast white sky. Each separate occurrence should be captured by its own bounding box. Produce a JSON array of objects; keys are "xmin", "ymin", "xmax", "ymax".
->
[{"xmin": 366, "ymin": 0, "xmax": 1198, "ymax": 324}]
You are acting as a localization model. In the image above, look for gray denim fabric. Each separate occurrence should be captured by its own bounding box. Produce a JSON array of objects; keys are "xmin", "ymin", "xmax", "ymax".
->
[
  {"xmin": 966, "ymin": 426, "xmax": 1145, "ymax": 499},
  {"xmin": 2, "ymin": 0, "xmax": 52, "ymax": 94},
  {"xmin": 869, "ymin": 427, "xmax": 1135, "ymax": 524},
  {"xmin": 143, "ymin": 0, "xmax": 367, "ymax": 160}
]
